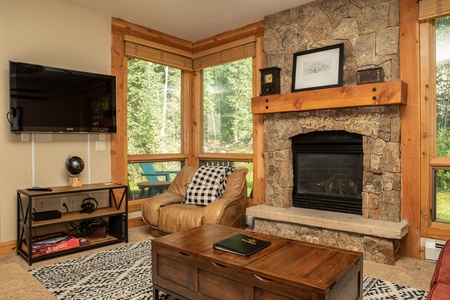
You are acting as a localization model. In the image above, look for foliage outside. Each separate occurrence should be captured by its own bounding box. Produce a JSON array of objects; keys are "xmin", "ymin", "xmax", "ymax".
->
[
  {"xmin": 435, "ymin": 16, "xmax": 450, "ymax": 222},
  {"xmin": 127, "ymin": 58, "xmax": 181, "ymax": 155},
  {"xmin": 126, "ymin": 57, "xmax": 254, "ymax": 198},
  {"xmin": 203, "ymin": 58, "xmax": 253, "ymax": 153},
  {"xmin": 435, "ymin": 169, "xmax": 450, "ymax": 223}
]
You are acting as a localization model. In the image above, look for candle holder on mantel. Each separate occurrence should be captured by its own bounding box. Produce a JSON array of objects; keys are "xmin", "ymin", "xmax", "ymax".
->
[{"xmin": 65, "ymin": 155, "xmax": 84, "ymax": 187}]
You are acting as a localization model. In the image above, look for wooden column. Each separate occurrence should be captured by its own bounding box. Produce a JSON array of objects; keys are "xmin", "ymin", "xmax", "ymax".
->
[{"xmin": 399, "ymin": 0, "xmax": 421, "ymax": 259}]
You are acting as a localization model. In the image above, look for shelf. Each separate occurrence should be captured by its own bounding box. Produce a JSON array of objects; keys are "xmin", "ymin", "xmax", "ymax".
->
[
  {"xmin": 20, "ymin": 235, "xmax": 124, "ymax": 262},
  {"xmin": 251, "ymin": 80, "xmax": 407, "ymax": 115},
  {"xmin": 31, "ymin": 207, "xmax": 126, "ymax": 227},
  {"xmin": 17, "ymin": 183, "xmax": 128, "ymax": 265},
  {"xmin": 18, "ymin": 183, "xmax": 125, "ymax": 197}
]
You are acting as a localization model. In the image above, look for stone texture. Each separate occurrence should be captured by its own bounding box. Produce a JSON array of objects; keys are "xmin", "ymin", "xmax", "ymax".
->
[
  {"xmin": 264, "ymin": 106, "xmax": 401, "ymax": 222},
  {"xmin": 264, "ymin": 0, "xmax": 399, "ymax": 94},
  {"xmin": 254, "ymin": 218, "xmax": 400, "ymax": 265},
  {"xmin": 261, "ymin": 0, "xmax": 402, "ymax": 264}
]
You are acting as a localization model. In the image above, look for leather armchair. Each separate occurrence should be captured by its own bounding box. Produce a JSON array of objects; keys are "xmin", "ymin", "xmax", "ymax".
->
[{"xmin": 141, "ymin": 166, "xmax": 248, "ymax": 236}]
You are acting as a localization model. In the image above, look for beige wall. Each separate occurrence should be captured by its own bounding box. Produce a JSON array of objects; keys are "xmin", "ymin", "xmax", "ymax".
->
[{"xmin": 0, "ymin": 0, "xmax": 113, "ymax": 242}]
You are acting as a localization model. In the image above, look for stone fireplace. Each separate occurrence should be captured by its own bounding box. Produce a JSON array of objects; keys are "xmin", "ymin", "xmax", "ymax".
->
[
  {"xmin": 246, "ymin": 0, "xmax": 408, "ymax": 265},
  {"xmin": 247, "ymin": 105, "xmax": 408, "ymax": 264}
]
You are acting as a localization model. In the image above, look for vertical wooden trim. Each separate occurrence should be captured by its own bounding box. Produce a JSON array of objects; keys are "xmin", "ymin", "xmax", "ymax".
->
[
  {"xmin": 400, "ymin": 0, "xmax": 421, "ymax": 258},
  {"xmin": 420, "ymin": 22, "xmax": 433, "ymax": 237},
  {"xmin": 251, "ymin": 36, "xmax": 265, "ymax": 206},
  {"xmin": 111, "ymin": 31, "xmax": 128, "ymax": 185},
  {"xmin": 183, "ymin": 70, "xmax": 197, "ymax": 167},
  {"xmin": 191, "ymin": 70, "xmax": 203, "ymax": 167}
]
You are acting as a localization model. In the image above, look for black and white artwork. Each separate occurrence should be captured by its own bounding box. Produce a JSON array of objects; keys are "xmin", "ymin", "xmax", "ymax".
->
[{"xmin": 292, "ymin": 43, "xmax": 344, "ymax": 92}]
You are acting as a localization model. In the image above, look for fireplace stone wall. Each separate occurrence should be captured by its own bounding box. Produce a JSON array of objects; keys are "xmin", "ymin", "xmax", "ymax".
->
[
  {"xmin": 250, "ymin": 0, "xmax": 406, "ymax": 264},
  {"xmin": 264, "ymin": 106, "xmax": 402, "ymax": 221}
]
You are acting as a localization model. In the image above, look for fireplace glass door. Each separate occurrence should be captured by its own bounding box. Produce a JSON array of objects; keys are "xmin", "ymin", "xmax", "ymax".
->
[{"xmin": 292, "ymin": 131, "xmax": 363, "ymax": 215}]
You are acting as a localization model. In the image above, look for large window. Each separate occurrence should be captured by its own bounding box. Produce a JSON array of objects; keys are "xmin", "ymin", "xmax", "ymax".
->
[
  {"xmin": 202, "ymin": 58, "xmax": 253, "ymax": 154},
  {"xmin": 432, "ymin": 16, "xmax": 450, "ymax": 223},
  {"xmin": 421, "ymin": 11, "xmax": 450, "ymax": 237},
  {"xmin": 127, "ymin": 58, "xmax": 182, "ymax": 199},
  {"xmin": 201, "ymin": 58, "xmax": 254, "ymax": 195}
]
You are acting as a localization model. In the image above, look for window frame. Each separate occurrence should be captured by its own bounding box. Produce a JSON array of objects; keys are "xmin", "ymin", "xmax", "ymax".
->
[{"xmin": 420, "ymin": 16, "xmax": 450, "ymax": 239}]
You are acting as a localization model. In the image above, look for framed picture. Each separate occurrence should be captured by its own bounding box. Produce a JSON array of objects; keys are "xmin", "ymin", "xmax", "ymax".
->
[{"xmin": 291, "ymin": 43, "xmax": 344, "ymax": 92}]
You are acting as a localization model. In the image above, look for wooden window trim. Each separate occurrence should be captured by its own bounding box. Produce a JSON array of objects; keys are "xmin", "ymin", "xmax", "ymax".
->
[{"xmin": 420, "ymin": 18, "xmax": 450, "ymax": 240}]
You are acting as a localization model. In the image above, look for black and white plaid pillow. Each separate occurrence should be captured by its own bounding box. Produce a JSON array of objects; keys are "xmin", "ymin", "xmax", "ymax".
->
[{"xmin": 184, "ymin": 166, "xmax": 234, "ymax": 205}]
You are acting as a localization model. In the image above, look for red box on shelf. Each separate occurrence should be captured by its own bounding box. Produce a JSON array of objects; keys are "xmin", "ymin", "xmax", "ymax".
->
[{"xmin": 22, "ymin": 232, "xmax": 80, "ymax": 258}]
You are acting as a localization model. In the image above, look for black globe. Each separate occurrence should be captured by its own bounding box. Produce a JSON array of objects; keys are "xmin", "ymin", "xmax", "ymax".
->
[{"xmin": 66, "ymin": 156, "xmax": 84, "ymax": 176}]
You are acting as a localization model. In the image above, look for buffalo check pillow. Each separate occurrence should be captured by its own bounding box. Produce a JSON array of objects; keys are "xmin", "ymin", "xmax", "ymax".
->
[{"xmin": 184, "ymin": 166, "xmax": 234, "ymax": 205}]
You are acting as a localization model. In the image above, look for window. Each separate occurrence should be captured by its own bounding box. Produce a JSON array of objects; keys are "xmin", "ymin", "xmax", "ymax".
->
[
  {"xmin": 202, "ymin": 58, "xmax": 253, "ymax": 154},
  {"xmin": 431, "ymin": 16, "xmax": 450, "ymax": 223},
  {"xmin": 420, "ymin": 12, "xmax": 450, "ymax": 238},
  {"xmin": 200, "ymin": 57, "xmax": 254, "ymax": 195},
  {"xmin": 433, "ymin": 168, "xmax": 450, "ymax": 223},
  {"xmin": 127, "ymin": 58, "xmax": 183, "ymax": 199}
]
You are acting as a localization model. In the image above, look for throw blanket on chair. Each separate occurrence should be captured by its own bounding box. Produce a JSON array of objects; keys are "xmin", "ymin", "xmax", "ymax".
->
[{"xmin": 184, "ymin": 166, "xmax": 234, "ymax": 205}]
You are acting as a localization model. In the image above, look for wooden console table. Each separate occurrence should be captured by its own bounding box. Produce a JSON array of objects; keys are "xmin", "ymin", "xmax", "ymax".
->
[{"xmin": 152, "ymin": 225, "xmax": 363, "ymax": 300}]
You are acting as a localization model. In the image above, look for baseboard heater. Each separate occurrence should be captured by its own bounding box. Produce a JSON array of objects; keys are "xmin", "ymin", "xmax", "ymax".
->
[{"xmin": 425, "ymin": 239, "xmax": 446, "ymax": 262}]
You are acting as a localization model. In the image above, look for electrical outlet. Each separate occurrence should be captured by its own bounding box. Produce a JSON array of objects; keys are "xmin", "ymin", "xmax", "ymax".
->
[
  {"xmin": 60, "ymin": 197, "xmax": 68, "ymax": 211},
  {"xmin": 39, "ymin": 201, "xmax": 45, "ymax": 210}
]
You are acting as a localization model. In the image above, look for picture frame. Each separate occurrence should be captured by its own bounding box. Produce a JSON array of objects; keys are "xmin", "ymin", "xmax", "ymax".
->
[{"xmin": 291, "ymin": 43, "xmax": 344, "ymax": 92}]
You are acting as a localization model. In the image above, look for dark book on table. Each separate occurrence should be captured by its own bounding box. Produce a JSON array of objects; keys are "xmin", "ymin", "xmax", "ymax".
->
[{"xmin": 213, "ymin": 234, "xmax": 271, "ymax": 256}]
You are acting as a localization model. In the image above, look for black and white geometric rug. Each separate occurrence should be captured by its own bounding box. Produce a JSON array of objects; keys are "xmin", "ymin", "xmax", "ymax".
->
[
  {"xmin": 30, "ymin": 240, "xmax": 153, "ymax": 300},
  {"xmin": 30, "ymin": 240, "xmax": 429, "ymax": 300},
  {"xmin": 363, "ymin": 276, "xmax": 428, "ymax": 300}
]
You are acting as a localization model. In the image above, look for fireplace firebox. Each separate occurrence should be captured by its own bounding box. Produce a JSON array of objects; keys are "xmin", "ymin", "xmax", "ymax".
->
[{"xmin": 292, "ymin": 131, "xmax": 363, "ymax": 215}]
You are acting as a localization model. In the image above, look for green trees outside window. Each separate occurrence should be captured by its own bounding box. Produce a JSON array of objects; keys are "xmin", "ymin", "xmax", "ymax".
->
[
  {"xmin": 127, "ymin": 58, "xmax": 182, "ymax": 198},
  {"xmin": 127, "ymin": 58, "xmax": 181, "ymax": 155},
  {"xmin": 203, "ymin": 58, "xmax": 253, "ymax": 154},
  {"xmin": 434, "ymin": 16, "xmax": 450, "ymax": 223}
]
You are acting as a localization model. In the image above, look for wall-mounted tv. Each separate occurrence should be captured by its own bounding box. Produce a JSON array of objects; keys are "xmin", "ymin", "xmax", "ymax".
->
[{"xmin": 9, "ymin": 61, "xmax": 117, "ymax": 133}]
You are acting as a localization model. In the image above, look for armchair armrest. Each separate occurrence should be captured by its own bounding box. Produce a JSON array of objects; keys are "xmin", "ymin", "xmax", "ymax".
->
[
  {"xmin": 203, "ymin": 193, "xmax": 242, "ymax": 224},
  {"xmin": 141, "ymin": 192, "xmax": 184, "ymax": 227}
]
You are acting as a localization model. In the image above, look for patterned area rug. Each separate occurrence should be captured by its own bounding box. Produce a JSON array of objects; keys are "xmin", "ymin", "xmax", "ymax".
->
[
  {"xmin": 30, "ymin": 240, "xmax": 429, "ymax": 300},
  {"xmin": 363, "ymin": 277, "xmax": 428, "ymax": 300}
]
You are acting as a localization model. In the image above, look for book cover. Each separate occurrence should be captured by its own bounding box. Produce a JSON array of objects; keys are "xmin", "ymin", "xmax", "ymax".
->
[{"xmin": 213, "ymin": 234, "xmax": 271, "ymax": 256}]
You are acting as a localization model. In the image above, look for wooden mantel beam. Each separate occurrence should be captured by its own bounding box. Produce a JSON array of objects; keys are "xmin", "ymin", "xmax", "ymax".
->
[{"xmin": 252, "ymin": 80, "xmax": 407, "ymax": 115}]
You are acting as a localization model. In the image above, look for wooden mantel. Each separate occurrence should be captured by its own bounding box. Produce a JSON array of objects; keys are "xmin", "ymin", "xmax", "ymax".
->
[{"xmin": 252, "ymin": 80, "xmax": 407, "ymax": 115}]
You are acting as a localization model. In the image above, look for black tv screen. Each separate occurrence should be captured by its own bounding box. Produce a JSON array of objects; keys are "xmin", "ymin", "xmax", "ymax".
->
[{"xmin": 9, "ymin": 61, "xmax": 117, "ymax": 133}]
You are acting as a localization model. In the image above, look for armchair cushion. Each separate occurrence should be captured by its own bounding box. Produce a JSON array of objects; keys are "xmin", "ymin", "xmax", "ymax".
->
[{"xmin": 184, "ymin": 165, "xmax": 234, "ymax": 205}]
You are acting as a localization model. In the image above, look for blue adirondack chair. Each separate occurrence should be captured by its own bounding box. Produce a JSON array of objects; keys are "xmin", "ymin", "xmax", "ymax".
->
[
  {"xmin": 140, "ymin": 162, "xmax": 171, "ymax": 181},
  {"xmin": 137, "ymin": 163, "xmax": 177, "ymax": 197}
]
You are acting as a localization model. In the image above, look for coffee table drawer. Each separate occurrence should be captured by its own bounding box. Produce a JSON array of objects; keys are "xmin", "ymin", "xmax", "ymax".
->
[
  {"xmin": 198, "ymin": 268, "xmax": 249, "ymax": 300},
  {"xmin": 156, "ymin": 255, "xmax": 194, "ymax": 288},
  {"xmin": 152, "ymin": 244, "xmax": 198, "ymax": 296}
]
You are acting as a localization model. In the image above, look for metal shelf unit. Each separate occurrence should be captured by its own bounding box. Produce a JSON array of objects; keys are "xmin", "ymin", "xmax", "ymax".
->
[{"xmin": 17, "ymin": 183, "xmax": 128, "ymax": 265}]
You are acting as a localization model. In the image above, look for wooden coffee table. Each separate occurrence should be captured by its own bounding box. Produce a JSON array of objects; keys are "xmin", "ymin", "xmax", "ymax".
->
[{"xmin": 152, "ymin": 225, "xmax": 363, "ymax": 300}]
